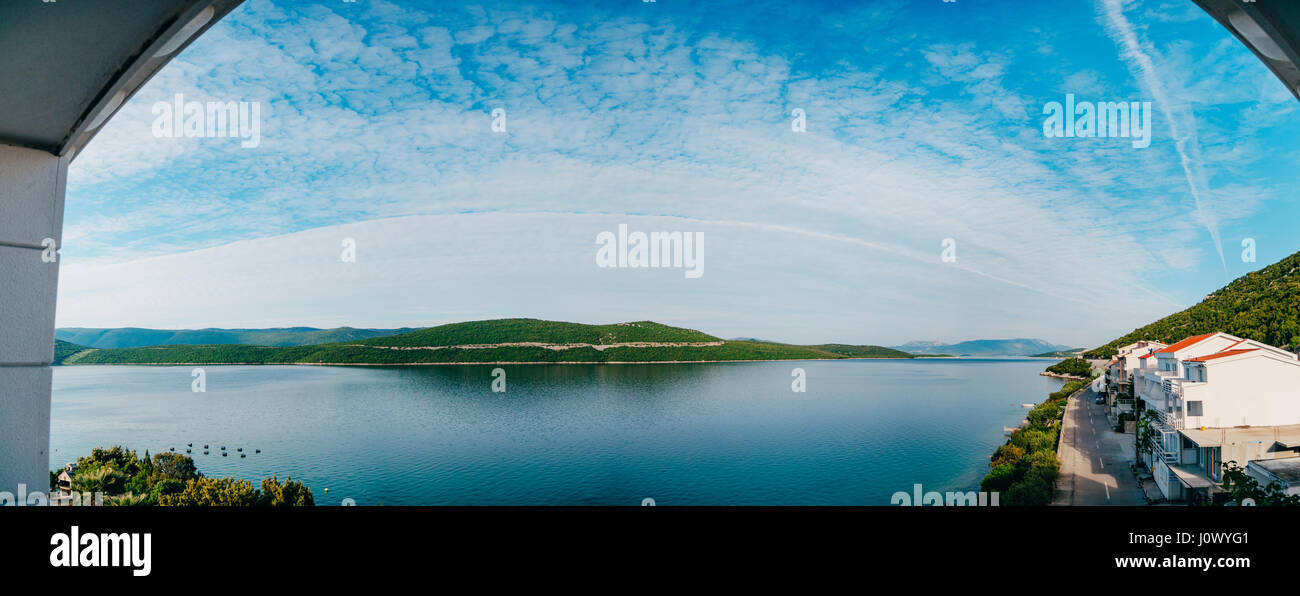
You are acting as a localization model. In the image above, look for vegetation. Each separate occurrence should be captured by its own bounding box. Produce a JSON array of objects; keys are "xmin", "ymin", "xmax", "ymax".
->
[
  {"xmin": 1031, "ymin": 348, "xmax": 1086, "ymax": 358},
  {"xmin": 56, "ymin": 326, "xmax": 417, "ymax": 348},
  {"xmin": 56, "ymin": 445, "xmax": 312, "ymax": 506},
  {"xmin": 1220, "ymin": 461, "xmax": 1300, "ymax": 506},
  {"xmin": 1085, "ymin": 250, "xmax": 1300, "ymax": 358},
  {"xmin": 359, "ymin": 319, "xmax": 713, "ymax": 347},
  {"xmin": 54, "ymin": 339, "xmax": 90, "ymax": 364},
  {"xmin": 61, "ymin": 318, "xmax": 911, "ymax": 365},
  {"xmin": 1114, "ymin": 411, "xmax": 1133, "ymax": 433},
  {"xmin": 1135, "ymin": 410, "xmax": 1158, "ymax": 458},
  {"xmin": 1044, "ymin": 357, "xmax": 1092, "ymax": 378},
  {"xmin": 158, "ymin": 475, "xmax": 314, "ymax": 506},
  {"xmin": 980, "ymin": 376, "xmax": 1094, "ymax": 505},
  {"xmin": 800, "ymin": 344, "xmax": 912, "ymax": 358}
]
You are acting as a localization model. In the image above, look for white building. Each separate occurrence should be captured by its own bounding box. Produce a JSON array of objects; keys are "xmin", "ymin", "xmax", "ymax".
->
[
  {"xmin": 1137, "ymin": 332, "xmax": 1300, "ymax": 502},
  {"xmin": 1105, "ymin": 340, "xmax": 1166, "ymax": 421},
  {"xmin": 1246, "ymin": 458, "xmax": 1300, "ymax": 497}
]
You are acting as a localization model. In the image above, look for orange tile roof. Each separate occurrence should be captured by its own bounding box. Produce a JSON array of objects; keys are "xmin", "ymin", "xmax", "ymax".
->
[
  {"xmin": 1185, "ymin": 349, "xmax": 1258, "ymax": 363},
  {"xmin": 1139, "ymin": 353, "xmax": 1153, "ymax": 359},
  {"xmin": 1156, "ymin": 333, "xmax": 1217, "ymax": 353}
]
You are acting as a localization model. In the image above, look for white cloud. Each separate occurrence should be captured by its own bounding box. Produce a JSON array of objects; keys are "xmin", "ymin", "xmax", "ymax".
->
[{"xmin": 55, "ymin": 0, "xmax": 1300, "ymax": 346}]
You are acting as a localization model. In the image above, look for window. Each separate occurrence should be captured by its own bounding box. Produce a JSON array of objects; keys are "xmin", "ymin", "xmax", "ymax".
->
[{"xmin": 1187, "ymin": 401, "xmax": 1203, "ymax": 416}]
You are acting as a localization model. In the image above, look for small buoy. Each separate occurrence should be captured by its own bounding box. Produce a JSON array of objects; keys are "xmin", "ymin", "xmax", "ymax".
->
[
  {"xmin": 324, "ymin": 488, "xmax": 329, "ymax": 493},
  {"xmin": 255, "ymin": 449, "xmax": 261, "ymax": 454}
]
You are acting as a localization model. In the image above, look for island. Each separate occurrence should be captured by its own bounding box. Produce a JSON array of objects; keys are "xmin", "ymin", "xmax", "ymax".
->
[{"xmin": 55, "ymin": 318, "xmax": 915, "ymax": 366}]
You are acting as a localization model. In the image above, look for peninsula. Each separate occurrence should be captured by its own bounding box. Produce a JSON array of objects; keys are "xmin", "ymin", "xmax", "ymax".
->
[{"xmin": 55, "ymin": 319, "xmax": 914, "ymax": 366}]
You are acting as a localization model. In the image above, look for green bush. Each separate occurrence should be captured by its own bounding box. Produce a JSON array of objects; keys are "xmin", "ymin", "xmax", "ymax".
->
[
  {"xmin": 56, "ymin": 445, "xmax": 313, "ymax": 507},
  {"xmin": 1045, "ymin": 358, "xmax": 1092, "ymax": 378},
  {"xmin": 981, "ymin": 464, "xmax": 1020, "ymax": 493},
  {"xmin": 980, "ymin": 374, "xmax": 1094, "ymax": 505}
]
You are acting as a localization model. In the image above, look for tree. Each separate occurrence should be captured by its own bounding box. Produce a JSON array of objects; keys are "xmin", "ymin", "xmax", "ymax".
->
[
  {"xmin": 159, "ymin": 477, "xmax": 262, "ymax": 506},
  {"xmin": 71, "ymin": 467, "xmax": 129, "ymax": 495},
  {"xmin": 261, "ymin": 476, "xmax": 314, "ymax": 506},
  {"xmin": 981, "ymin": 464, "xmax": 1019, "ymax": 493},
  {"xmin": 1221, "ymin": 461, "xmax": 1300, "ymax": 506},
  {"xmin": 62, "ymin": 445, "xmax": 316, "ymax": 507},
  {"xmin": 105, "ymin": 493, "xmax": 149, "ymax": 506},
  {"xmin": 151, "ymin": 452, "xmax": 199, "ymax": 482}
]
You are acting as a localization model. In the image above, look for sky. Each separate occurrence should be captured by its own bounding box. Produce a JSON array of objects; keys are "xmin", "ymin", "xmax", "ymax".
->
[{"xmin": 55, "ymin": 0, "xmax": 1300, "ymax": 347}]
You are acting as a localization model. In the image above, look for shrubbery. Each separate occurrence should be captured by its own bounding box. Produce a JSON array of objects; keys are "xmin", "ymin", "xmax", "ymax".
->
[
  {"xmin": 1045, "ymin": 358, "xmax": 1092, "ymax": 378},
  {"xmin": 57, "ymin": 445, "xmax": 312, "ymax": 506},
  {"xmin": 980, "ymin": 376, "xmax": 1094, "ymax": 505},
  {"xmin": 1220, "ymin": 461, "xmax": 1300, "ymax": 506},
  {"xmin": 1084, "ymin": 251, "xmax": 1300, "ymax": 358}
]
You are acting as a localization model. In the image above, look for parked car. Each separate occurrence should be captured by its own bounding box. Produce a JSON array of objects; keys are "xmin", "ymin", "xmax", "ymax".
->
[{"xmin": 1095, "ymin": 396, "xmax": 1106, "ymax": 405}]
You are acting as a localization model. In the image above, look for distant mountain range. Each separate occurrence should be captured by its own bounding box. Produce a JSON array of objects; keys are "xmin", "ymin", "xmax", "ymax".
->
[
  {"xmin": 55, "ymin": 327, "xmax": 418, "ymax": 349},
  {"xmin": 890, "ymin": 338, "xmax": 1072, "ymax": 357},
  {"xmin": 55, "ymin": 319, "xmax": 914, "ymax": 365}
]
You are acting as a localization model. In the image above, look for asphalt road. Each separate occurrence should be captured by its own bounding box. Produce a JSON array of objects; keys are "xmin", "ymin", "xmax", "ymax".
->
[{"xmin": 1054, "ymin": 387, "xmax": 1147, "ymax": 505}]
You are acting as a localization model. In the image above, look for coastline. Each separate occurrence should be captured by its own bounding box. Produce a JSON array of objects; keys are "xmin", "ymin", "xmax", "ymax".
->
[
  {"xmin": 1039, "ymin": 371, "xmax": 1091, "ymax": 380},
  {"xmin": 60, "ymin": 356, "xmax": 925, "ymax": 367}
]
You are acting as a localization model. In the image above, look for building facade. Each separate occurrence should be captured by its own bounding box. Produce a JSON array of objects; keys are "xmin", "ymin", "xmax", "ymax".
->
[{"xmin": 1136, "ymin": 333, "xmax": 1300, "ymax": 502}]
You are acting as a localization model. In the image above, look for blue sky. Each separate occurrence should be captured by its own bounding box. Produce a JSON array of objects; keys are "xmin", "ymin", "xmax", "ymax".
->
[{"xmin": 56, "ymin": 0, "xmax": 1300, "ymax": 347}]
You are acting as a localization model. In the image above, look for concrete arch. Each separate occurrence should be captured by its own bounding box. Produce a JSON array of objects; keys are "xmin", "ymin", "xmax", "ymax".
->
[
  {"xmin": 0, "ymin": 0, "xmax": 244, "ymax": 497},
  {"xmin": 3, "ymin": 0, "xmax": 1300, "ymax": 498}
]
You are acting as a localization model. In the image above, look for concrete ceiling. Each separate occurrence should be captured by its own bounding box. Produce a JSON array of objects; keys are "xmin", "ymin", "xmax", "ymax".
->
[
  {"xmin": 1195, "ymin": 0, "xmax": 1300, "ymax": 101},
  {"xmin": 0, "ymin": 0, "xmax": 244, "ymax": 157},
  {"xmin": 0, "ymin": 0, "xmax": 1292, "ymax": 160}
]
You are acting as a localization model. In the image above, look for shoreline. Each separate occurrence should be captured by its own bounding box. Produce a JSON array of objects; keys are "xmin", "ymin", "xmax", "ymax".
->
[
  {"xmin": 1039, "ymin": 371, "xmax": 1092, "ymax": 380},
  {"xmin": 60, "ymin": 356, "xmax": 927, "ymax": 367}
]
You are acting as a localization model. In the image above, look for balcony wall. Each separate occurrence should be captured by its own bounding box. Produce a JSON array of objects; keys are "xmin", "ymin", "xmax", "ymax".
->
[{"xmin": 0, "ymin": 144, "xmax": 67, "ymax": 497}]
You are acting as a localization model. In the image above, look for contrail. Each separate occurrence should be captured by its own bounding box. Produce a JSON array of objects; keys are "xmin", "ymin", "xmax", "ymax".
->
[{"xmin": 1100, "ymin": 0, "xmax": 1227, "ymax": 274}]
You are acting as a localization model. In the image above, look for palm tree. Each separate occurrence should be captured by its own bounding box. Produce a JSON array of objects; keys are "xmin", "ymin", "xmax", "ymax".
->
[{"xmin": 105, "ymin": 492, "xmax": 149, "ymax": 506}]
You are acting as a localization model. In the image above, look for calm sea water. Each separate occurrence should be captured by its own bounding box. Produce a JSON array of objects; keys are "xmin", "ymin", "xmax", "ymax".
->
[{"xmin": 50, "ymin": 360, "xmax": 1062, "ymax": 505}]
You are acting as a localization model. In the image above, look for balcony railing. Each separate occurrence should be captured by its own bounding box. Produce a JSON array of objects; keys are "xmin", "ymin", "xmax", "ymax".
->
[
  {"xmin": 1154, "ymin": 408, "xmax": 1185, "ymax": 429},
  {"xmin": 1147, "ymin": 427, "xmax": 1180, "ymax": 464}
]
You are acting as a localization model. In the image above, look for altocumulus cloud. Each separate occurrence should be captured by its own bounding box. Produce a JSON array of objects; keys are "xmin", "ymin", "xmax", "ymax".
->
[{"xmin": 58, "ymin": 0, "xmax": 1300, "ymax": 346}]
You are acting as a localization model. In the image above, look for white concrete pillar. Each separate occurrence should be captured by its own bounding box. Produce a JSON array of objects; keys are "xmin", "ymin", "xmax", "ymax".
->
[{"xmin": 0, "ymin": 144, "xmax": 68, "ymax": 497}]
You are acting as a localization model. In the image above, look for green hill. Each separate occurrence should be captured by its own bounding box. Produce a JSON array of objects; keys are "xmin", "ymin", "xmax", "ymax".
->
[
  {"xmin": 56, "ymin": 326, "xmax": 416, "ymax": 348},
  {"xmin": 54, "ymin": 339, "xmax": 91, "ymax": 364},
  {"xmin": 1086, "ymin": 251, "xmax": 1300, "ymax": 358},
  {"xmin": 61, "ymin": 319, "xmax": 911, "ymax": 366},
  {"xmin": 358, "ymin": 319, "xmax": 715, "ymax": 347},
  {"xmin": 1031, "ymin": 348, "xmax": 1087, "ymax": 358},
  {"xmin": 800, "ymin": 344, "xmax": 912, "ymax": 358}
]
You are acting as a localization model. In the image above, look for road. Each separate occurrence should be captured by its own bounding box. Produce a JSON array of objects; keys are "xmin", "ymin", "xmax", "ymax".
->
[{"xmin": 1053, "ymin": 386, "xmax": 1147, "ymax": 505}]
